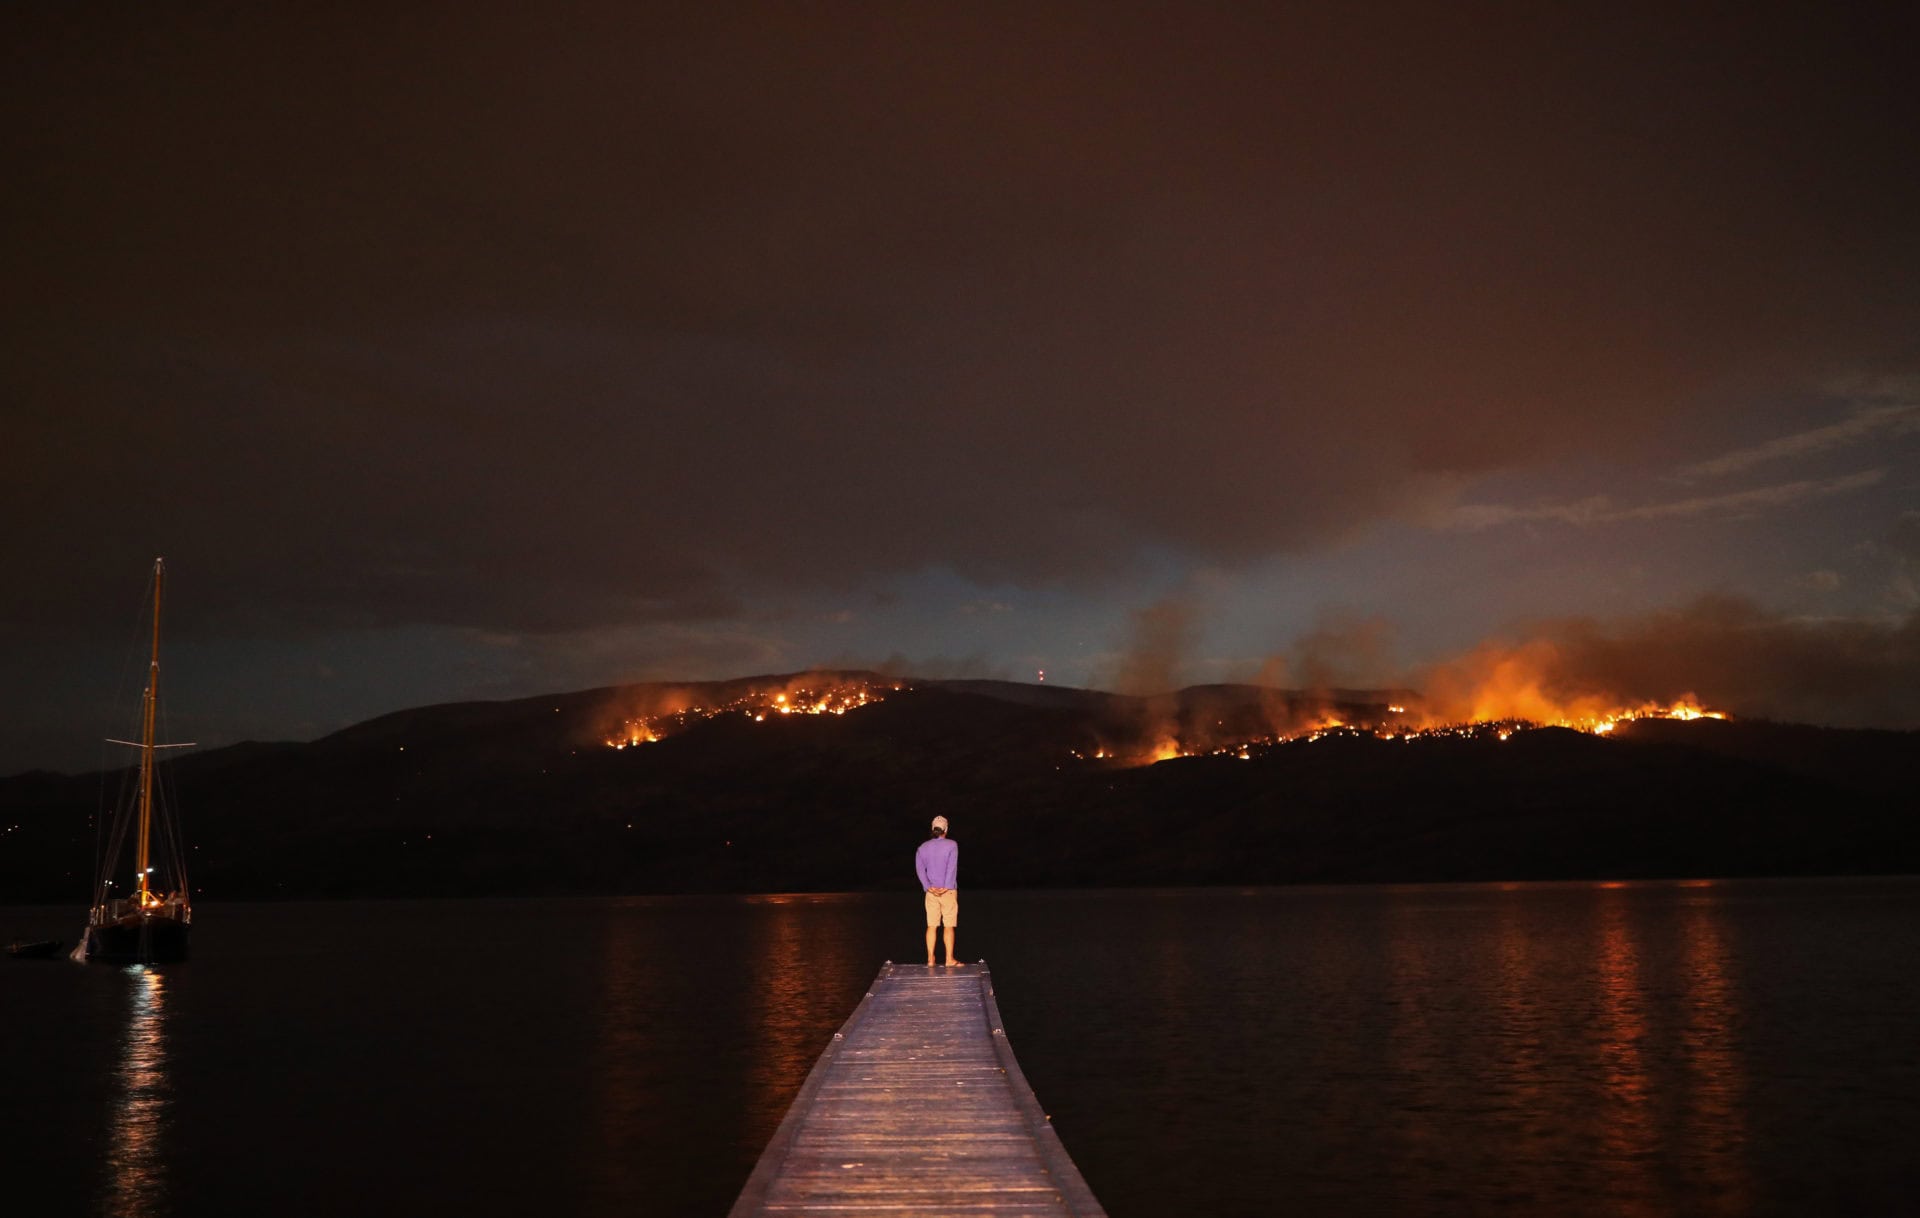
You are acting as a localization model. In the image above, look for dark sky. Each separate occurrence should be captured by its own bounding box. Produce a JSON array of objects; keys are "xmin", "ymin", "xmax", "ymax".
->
[{"xmin": 5, "ymin": 2, "xmax": 1919, "ymax": 772}]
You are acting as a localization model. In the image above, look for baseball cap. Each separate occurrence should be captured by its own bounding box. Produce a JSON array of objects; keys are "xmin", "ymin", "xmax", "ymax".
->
[{"xmin": 931, "ymin": 815, "xmax": 949, "ymax": 832}]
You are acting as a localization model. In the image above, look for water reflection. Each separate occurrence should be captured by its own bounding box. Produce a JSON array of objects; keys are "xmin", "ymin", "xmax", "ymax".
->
[
  {"xmin": 1491, "ymin": 896, "xmax": 1547, "ymax": 1141},
  {"xmin": 1593, "ymin": 889, "xmax": 1658, "ymax": 1214},
  {"xmin": 106, "ymin": 965, "xmax": 170, "ymax": 1218},
  {"xmin": 31, "ymin": 883, "xmax": 1892, "ymax": 1218},
  {"xmin": 745, "ymin": 895, "xmax": 861, "ymax": 1127},
  {"xmin": 1680, "ymin": 891, "xmax": 1749, "ymax": 1212},
  {"xmin": 580, "ymin": 894, "xmax": 881, "ymax": 1214},
  {"xmin": 1355, "ymin": 883, "xmax": 1759, "ymax": 1214}
]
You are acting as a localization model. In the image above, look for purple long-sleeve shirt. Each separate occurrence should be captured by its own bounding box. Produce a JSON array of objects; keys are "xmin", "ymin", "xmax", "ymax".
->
[{"xmin": 915, "ymin": 836, "xmax": 958, "ymax": 891}]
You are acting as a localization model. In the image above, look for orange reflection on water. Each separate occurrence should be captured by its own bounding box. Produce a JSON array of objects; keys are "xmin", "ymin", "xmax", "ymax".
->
[
  {"xmin": 1680, "ymin": 893, "xmax": 1749, "ymax": 1211},
  {"xmin": 1492, "ymin": 897, "xmax": 1547, "ymax": 1123},
  {"xmin": 1594, "ymin": 890, "xmax": 1657, "ymax": 1214},
  {"xmin": 107, "ymin": 965, "xmax": 170, "ymax": 1218},
  {"xmin": 746, "ymin": 896, "xmax": 862, "ymax": 1131}
]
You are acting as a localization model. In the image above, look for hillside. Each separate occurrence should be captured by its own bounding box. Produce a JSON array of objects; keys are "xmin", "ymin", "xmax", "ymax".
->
[{"xmin": 2, "ymin": 675, "xmax": 1915, "ymax": 901}]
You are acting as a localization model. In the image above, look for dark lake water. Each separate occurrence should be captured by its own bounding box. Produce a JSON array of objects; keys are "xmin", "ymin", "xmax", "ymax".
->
[{"xmin": 4, "ymin": 877, "xmax": 1918, "ymax": 1217}]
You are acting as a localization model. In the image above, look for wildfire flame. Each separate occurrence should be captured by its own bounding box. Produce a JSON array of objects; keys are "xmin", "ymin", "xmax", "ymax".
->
[
  {"xmin": 603, "ymin": 678, "xmax": 896, "ymax": 749},
  {"xmin": 1073, "ymin": 694, "xmax": 1728, "ymax": 767},
  {"xmin": 1070, "ymin": 638, "xmax": 1731, "ymax": 768},
  {"xmin": 588, "ymin": 653, "xmax": 1732, "ymax": 771}
]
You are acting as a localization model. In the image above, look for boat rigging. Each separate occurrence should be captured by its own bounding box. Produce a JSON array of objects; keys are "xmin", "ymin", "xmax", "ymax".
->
[{"xmin": 79, "ymin": 558, "xmax": 194, "ymax": 964}]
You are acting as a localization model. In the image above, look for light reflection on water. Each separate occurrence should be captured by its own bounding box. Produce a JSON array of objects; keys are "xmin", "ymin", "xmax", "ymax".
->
[
  {"xmin": 107, "ymin": 965, "xmax": 170, "ymax": 1218},
  {"xmin": 745, "ymin": 894, "xmax": 868, "ymax": 1125},
  {"xmin": 1593, "ymin": 888, "xmax": 1658, "ymax": 1214},
  {"xmin": 1491, "ymin": 894, "xmax": 1546, "ymax": 1146},
  {"xmin": 748, "ymin": 896, "xmax": 824, "ymax": 1103},
  {"xmin": 579, "ymin": 893, "xmax": 891, "ymax": 1213},
  {"xmin": 997, "ymin": 881, "xmax": 1820, "ymax": 1217},
  {"xmin": 1681, "ymin": 893, "xmax": 1748, "ymax": 1213},
  {"xmin": 6, "ymin": 879, "xmax": 1914, "ymax": 1217}
]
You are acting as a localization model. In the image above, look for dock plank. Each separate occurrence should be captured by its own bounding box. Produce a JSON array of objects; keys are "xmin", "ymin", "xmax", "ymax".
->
[{"xmin": 729, "ymin": 963, "xmax": 1106, "ymax": 1217}]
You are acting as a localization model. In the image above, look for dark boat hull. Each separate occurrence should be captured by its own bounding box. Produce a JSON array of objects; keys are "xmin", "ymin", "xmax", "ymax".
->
[{"xmin": 83, "ymin": 914, "xmax": 190, "ymax": 964}]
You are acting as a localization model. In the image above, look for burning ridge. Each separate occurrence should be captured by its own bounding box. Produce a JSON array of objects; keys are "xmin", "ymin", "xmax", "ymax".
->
[
  {"xmin": 1068, "ymin": 690, "xmax": 1727, "ymax": 767},
  {"xmin": 601, "ymin": 673, "xmax": 900, "ymax": 749}
]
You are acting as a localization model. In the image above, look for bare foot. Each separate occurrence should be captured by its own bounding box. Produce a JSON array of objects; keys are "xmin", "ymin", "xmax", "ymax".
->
[
  {"xmin": 926, "ymin": 959, "xmax": 936, "ymax": 967},
  {"xmin": 946, "ymin": 960, "xmax": 964, "ymax": 967}
]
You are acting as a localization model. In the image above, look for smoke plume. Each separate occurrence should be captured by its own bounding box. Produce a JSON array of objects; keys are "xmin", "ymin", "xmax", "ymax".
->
[{"xmin": 1414, "ymin": 598, "xmax": 1920, "ymax": 730}]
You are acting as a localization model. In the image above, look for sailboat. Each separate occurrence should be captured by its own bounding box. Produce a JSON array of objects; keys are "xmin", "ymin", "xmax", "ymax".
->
[{"xmin": 79, "ymin": 558, "xmax": 194, "ymax": 964}]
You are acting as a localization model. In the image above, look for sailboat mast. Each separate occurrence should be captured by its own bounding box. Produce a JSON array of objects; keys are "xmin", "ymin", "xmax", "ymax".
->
[{"xmin": 135, "ymin": 557, "xmax": 163, "ymax": 905}]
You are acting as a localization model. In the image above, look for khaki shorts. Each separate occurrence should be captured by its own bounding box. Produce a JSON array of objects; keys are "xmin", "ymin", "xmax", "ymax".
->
[{"xmin": 924, "ymin": 889, "xmax": 959, "ymax": 928}]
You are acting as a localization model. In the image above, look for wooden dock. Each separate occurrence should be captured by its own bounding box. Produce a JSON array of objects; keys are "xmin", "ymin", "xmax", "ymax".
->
[{"xmin": 729, "ymin": 962, "xmax": 1107, "ymax": 1217}]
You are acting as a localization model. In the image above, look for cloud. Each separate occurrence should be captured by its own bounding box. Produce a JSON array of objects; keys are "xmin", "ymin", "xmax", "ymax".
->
[
  {"xmin": 1444, "ymin": 469, "xmax": 1885, "ymax": 531},
  {"xmin": 1891, "ymin": 511, "xmax": 1920, "ymax": 561},
  {"xmin": 1679, "ymin": 402, "xmax": 1920, "ymax": 479},
  {"xmin": 1887, "ymin": 512, "xmax": 1920, "ymax": 612},
  {"xmin": 4, "ymin": 5, "xmax": 1920, "ymax": 644}
]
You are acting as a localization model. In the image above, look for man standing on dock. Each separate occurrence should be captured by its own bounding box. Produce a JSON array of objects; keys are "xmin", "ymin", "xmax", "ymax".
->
[{"xmin": 916, "ymin": 815, "xmax": 960, "ymax": 967}]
